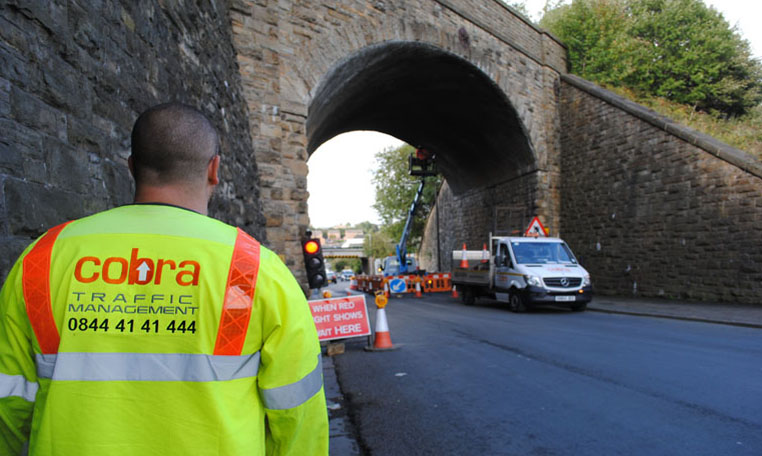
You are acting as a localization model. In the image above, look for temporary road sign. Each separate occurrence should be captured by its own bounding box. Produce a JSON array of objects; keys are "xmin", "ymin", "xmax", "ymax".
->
[
  {"xmin": 388, "ymin": 278, "xmax": 407, "ymax": 294},
  {"xmin": 308, "ymin": 295, "xmax": 371, "ymax": 341},
  {"xmin": 524, "ymin": 216, "xmax": 548, "ymax": 237}
]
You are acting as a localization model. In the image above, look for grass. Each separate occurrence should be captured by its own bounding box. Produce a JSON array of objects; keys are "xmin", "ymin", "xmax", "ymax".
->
[{"xmin": 601, "ymin": 84, "xmax": 762, "ymax": 161}]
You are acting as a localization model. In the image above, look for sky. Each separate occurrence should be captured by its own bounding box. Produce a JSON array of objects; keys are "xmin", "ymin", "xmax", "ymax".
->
[
  {"xmin": 306, "ymin": 0, "xmax": 762, "ymax": 229},
  {"xmin": 307, "ymin": 132, "xmax": 402, "ymax": 228}
]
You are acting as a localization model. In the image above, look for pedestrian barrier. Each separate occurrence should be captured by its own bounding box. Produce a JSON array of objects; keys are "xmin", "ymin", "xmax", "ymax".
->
[
  {"xmin": 422, "ymin": 273, "xmax": 452, "ymax": 293},
  {"xmin": 356, "ymin": 273, "xmax": 452, "ymax": 297}
]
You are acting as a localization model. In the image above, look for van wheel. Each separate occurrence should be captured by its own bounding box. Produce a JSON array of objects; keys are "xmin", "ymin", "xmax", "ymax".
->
[
  {"xmin": 462, "ymin": 287, "xmax": 475, "ymax": 306},
  {"xmin": 509, "ymin": 292, "xmax": 526, "ymax": 313}
]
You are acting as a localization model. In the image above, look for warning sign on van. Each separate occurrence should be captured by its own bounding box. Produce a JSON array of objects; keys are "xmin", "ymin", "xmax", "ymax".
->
[
  {"xmin": 524, "ymin": 217, "xmax": 548, "ymax": 237},
  {"xmin": 308, "ymin": 295, "xmax": 371, "ymax": 341}
]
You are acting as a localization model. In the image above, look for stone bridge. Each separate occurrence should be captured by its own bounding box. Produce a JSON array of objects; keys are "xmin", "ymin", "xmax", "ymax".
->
[{"xmin": 2, "ymin": 0, "xmax": 761, "ymax": 303}]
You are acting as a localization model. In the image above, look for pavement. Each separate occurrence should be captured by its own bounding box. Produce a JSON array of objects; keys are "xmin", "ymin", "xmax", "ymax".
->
[
  {"xmin": 323, "ymin": 353, "xmax": 363, "ymax": 456},
  {"xmin": 587, "ymin": 295, "xmax": 762, "ymax": 329},
  {"xmin": 322, "ymin": 294, "xmax": 762, "ymax": 455}
]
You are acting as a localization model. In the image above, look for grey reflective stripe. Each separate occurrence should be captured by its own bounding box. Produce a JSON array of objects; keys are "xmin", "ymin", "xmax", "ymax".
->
[
  {"xmin": 0, "ymin": 372, "xmax": 38, "ymax": 402},
  {"xmin": 35, "ymin": 352, "xmax": 260, "ymax": 382},
  {"xmin": 36, "ymin": 353, "xmax": 56, "ymax": 379},
  {"xmin": 260, "ymin": 355, "xmax": 323, "ymax": 410}
]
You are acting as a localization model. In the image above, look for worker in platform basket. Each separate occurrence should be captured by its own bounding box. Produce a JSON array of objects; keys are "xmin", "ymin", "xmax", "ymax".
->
[{"xmin": 0, "ymin": 102, "xmax": 328, "ymax": 455}]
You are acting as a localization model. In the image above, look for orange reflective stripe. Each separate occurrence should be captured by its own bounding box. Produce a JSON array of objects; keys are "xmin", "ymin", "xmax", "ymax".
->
[
  {"xmin": 22, "ymin": 221, "xmax": 72, "ymax": 354},
  {"xmin": 214, "ymin": 229, "xmax": 260, "ymax": 355}
]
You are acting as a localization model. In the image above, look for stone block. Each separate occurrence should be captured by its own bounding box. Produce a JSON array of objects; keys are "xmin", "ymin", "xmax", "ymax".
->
[
  {"xmin": 0, "ymin": 142, "xmax": 24, "ymax": 174},
  {"xmin": 45, "ymin": 137, "xmax": 91, "ymax": 194},
  {"xmin": 40, "ymin": 55, "xmax": 92, "ymax": 117},
  {"xmin": 10, "ymin": 87, "xmax": 67, "ymax": 141},
  {"xmin": 0, "ymin": 77, "xmax": 9, "ymax": 116},
  {"xmin": 0, "ymin": 236, "xmax": 33, "ymax": 283},
  {"xmin": 5, "ymin": 178, "xmax": 84, "ymax": 237},
  {"xmin": 0, "ymin": 119, "xmax": 44, "ymax": 163}
]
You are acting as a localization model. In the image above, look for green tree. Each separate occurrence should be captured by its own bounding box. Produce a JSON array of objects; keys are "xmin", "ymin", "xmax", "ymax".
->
[
  {"xmin": 625, "ymin": 0, "xmax": 761, "ymax": 116},
  {"xmin": 354, "ymin": 221, "xmax": 379, "ymax": 233},
  {"xmin": 372, "ymin": 144, "xmax": 442, "ymax": 254},
  {"xmin": 541, "ymin": 0, "xmax": 634, "ymax": 86},
  {"xmin": 541, "ymin": 0, "xmax": 762, "ymax": 116},
  {"xmin": 363, "ymin": 229, "xmax": 394, "ymax": 259},
  {"xmin": 332, "ymin": 259, "xmax": 360, "ymax": 273},
  {"xmin": 499, "ymin": 1, "xmax": 531, "ymax": 17}
]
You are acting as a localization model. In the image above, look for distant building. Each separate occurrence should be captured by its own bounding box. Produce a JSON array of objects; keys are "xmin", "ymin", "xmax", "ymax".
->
[
  {"xmin": 313, "ymin": 226, "xmax": 365, "ymax": 247},
  {"xmin": 341, "ymin": 238, "xmax": 364, "ymax": 249}
]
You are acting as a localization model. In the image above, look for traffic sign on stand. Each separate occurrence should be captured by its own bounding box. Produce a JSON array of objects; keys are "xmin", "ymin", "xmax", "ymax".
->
[
  {"xmin": 524, "ymin": 217, "xmax": 548, "ymax": 237},
  {"xmin": 388, "ymin": 278, "xmax": 407, "ymax": 294},
  {"xmin": 308, "ymin": 295, "xmax": 371, "ymax": 342}
]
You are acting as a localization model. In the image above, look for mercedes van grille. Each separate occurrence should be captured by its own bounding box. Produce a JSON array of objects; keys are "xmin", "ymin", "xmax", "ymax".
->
[{"xmin": 544, "ymin": 277, "xmax": 582, "ymax": 288}]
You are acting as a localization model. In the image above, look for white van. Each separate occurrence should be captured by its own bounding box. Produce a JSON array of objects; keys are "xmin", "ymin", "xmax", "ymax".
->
[{"xmin": 452, "ymin": 235, "xmax": 592, "ymax": 312}]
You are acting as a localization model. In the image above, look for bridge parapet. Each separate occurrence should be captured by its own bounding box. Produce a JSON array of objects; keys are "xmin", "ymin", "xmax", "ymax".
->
[{"xmin": 323, "ymin": 248, "xmax": 365, "ymax": 259}]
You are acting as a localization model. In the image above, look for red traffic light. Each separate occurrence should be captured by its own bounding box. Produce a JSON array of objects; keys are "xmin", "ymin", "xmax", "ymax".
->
[{"xmin": 304, "ymin": 240, "xmax": 320, "ymax": 254}]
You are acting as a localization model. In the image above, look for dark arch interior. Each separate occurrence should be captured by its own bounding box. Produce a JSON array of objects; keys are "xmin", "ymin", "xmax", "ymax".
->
[{"xmin": 307, "ymin": 41, "xmax": 536, "ymax": 194}]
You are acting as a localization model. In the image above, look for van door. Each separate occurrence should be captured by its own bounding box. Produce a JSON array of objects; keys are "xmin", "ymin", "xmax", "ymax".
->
[{"xmin": 494, "ymin": 241, "xmax": 512, "ymax": 290}]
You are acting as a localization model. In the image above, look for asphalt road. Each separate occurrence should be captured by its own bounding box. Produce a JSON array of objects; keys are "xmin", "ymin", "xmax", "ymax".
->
[{"xmin": 332, "ymin": 291, "xmax": 762, "ymax": 456}]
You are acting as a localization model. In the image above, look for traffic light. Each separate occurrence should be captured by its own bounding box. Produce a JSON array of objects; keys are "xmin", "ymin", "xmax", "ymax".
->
[{"xmin": 302, "ymin": 238, "xmax": 327, "ymax": 289}]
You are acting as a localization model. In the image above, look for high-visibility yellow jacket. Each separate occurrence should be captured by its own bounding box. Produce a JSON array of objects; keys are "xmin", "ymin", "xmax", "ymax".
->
[{"xmin": 0, "ymin": 204, "xmax": 328, "ymax": 455}]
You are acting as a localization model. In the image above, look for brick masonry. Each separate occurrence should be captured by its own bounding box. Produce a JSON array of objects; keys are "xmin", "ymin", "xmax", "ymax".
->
[
  {"xmin": 229, "ymin": 0, "xmax": 567, "ymax": 285},
  {"xmin": 3, "ymin": 1, "xmax": 758, "ymax": 304},
  {"xmin": 420, "ymin": 73, "xmax": 762, "ymax": 305},
  {"xmin": 419, "ymin": 173, "xmax": 541, "ymax": 273},
  {"xmin": 0, "ymin": 0, "xmax": 264, "ymax": 281},
  {"xmin": 558, "ymin": 75, "xmax": 762, "ymax": 304}
]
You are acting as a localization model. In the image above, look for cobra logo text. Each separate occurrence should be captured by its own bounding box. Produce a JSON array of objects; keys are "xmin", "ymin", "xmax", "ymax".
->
[{"xmin": 74, "ymin": 248, "xmax": 200, "ymax": 286}]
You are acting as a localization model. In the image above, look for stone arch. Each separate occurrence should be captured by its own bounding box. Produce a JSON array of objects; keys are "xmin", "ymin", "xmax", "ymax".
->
[
  {"xmin": 229, "ymin": 1, "xmax": 566, "ymax": 284},
  {"xmin": 306, "ymin": 41, "xmax": 537, "ymax": 194}
]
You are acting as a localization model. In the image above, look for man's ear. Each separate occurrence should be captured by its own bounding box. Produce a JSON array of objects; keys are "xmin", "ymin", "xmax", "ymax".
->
[{"xmin": 207, "ymin": 155, "xmax": 220, "ymax": 186}]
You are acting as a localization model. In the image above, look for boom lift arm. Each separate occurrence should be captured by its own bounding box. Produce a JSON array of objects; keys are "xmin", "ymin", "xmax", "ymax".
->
[
  {"xmin": 395, "ymin": 148, "xmax": 437, "ymax": 275},
  {"xmin": 396, "ymin": 178, "xmax": 425, "ymax": 275}
]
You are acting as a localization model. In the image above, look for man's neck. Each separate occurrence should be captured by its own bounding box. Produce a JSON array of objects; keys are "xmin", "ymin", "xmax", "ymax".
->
[{"xmin": 133, "ymin": 185, "xmax": 209, "ymax": 215}]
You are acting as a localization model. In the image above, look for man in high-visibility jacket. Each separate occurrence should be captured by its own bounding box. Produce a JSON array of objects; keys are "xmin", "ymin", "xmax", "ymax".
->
[{"xmin": 0, "ymin": 102, "xmax": 329, "ymax": 455}]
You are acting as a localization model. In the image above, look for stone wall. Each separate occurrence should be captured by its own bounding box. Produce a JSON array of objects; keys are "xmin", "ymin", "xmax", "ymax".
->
[
  {"xmin": 229, "ymin": 0, "xmax": 568, "ymax": 284},
  {"xmin": 419, "ymin": 173, "xmax": 539, "ymax": 273},
  {"xmin": 559, "ymin": 75, "xmax": 762, "ymax": 304},
  {"xmin": 0, "ymin": 0, "xmax": 264, "ymax": 281}
]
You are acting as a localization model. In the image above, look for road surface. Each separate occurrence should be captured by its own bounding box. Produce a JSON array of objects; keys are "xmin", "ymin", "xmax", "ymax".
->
[{"xmin": 331, "ymin": 290, "xmax": 762, "ymax": 455}]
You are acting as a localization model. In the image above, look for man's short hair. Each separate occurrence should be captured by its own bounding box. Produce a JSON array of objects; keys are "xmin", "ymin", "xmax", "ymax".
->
[{"xmin": 130, "ymin": 102, "xmax": 219, "ymax": 187}]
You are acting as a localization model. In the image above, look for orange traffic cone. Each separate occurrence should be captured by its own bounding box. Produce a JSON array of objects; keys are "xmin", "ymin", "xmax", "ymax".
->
[
  {"xmin": 365, "ymin": 307, "xmax": 397, "ymax": 351},
  {"xmin": 451, "ymin": 284, "xmax": 459, "ymax": 298},
  {"xmin": 415, "ymin": 280, "xmax": 422, "ymax": 298},
  {"xmin": 459, "ymin": 243, "xmax": 469, "ymax": 269},
  {"xmin": 384, "ymin": 280, "xmax": 390, "ymax": 299},
  {"xmin": 481, "ymin": 244, "xmax": 489, "ymax": 263}
]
